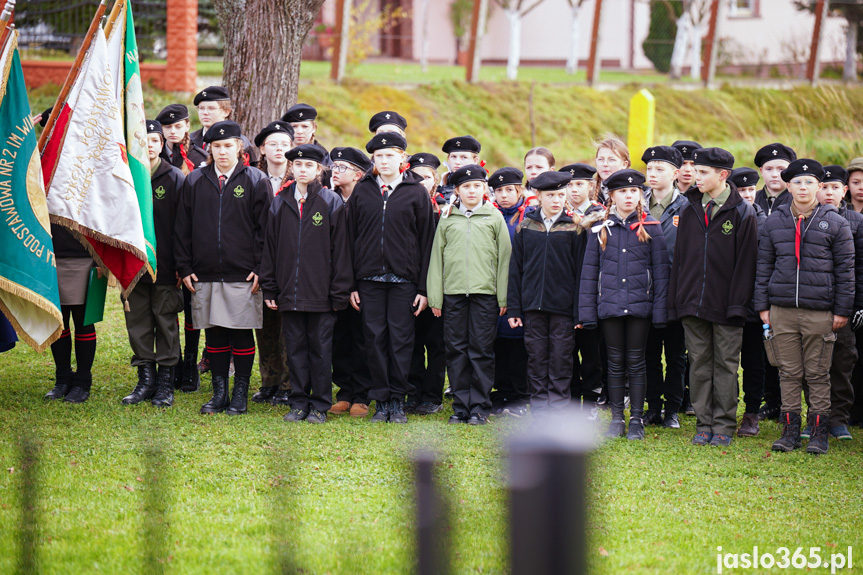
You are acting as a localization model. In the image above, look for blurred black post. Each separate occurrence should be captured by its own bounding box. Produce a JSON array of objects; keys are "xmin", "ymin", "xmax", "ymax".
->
[
  {"xmin": 508, "ymin": 411, "xmax": 597, "ymax": 575},
  {"xmin": 17, "ymin": 431, "xmax": 40, "ymax": 575},
  {"xmin": 415, "ymin": 450, "xmax": 450, "ymax": 575},
  {"xmin": 142, "ymin": 438, "xmax": 168, "ymax": 575}
]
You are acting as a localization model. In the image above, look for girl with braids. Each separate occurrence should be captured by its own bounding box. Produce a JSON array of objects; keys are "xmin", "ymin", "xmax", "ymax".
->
[
  {"xmin": 578, "ymin": 169, "xmax": 669, "ymax": 440},
  {"xmin": 523, "ymin": 147, "xmax": 555, "ymax": 207},
  {"xmin": 156, "ymin": 104, "xmax": 207, "ymax": 175},
  {"xmin": 593, "ymin": 134, "xmax": 631, "ymax": 205}
]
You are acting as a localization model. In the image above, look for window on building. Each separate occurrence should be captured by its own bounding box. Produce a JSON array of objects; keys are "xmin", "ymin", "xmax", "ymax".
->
[{"xmin": 729, "ymin": 0, "xmax": 758, "ymax": 17}]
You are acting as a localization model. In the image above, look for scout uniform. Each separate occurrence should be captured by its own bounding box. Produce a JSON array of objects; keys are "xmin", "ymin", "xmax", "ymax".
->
[
  {"xmin": 438, "ymin": 135, "xmax": 482, "ymax": 203},
  {"xmin": 155, "ymin": 104, "xmax": 207, "ymax": 172},
  {"xmin": 189, "ymin": 86, "xmax": 259, "ymax": 167}
]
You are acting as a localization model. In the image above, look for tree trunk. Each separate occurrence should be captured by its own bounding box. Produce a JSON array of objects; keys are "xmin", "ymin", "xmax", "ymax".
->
[
  {"xmin": 690, "ymin": 24, "xmax": 703, "ymax": 81},
  {"xmin": 669, "ymin": 12, "xmax": 691, "ymax": 80},
  {"xmin": 845, "ymin": 20, "xmax": 858, "ymax": 82},
  {"xmin": 565, "ymin": 3, "xmax": 582, "ymax": 75},
  {"xmin": 420, "ymin": 0, "xmax": 431, "ymax": 73},
  {"xmin": 506, "ymin": 8, "xmax": 521, "ymax": 80},
  {"xmin": 212, "ymin": 0, "xmax": 326, "ymax": 137}
]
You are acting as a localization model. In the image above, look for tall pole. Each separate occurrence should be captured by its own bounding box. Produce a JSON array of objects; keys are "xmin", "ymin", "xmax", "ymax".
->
[
  {"xmin": 701, "ymin": 0, "xmax": 720, "ymax": 87},
  {"xmin": 0, "ymin": 0, "xmax": 16, "ymax": 55},
  {"xmin": 330, "ymin": 0, "xmax": 349, "ymax": 82},
  {"xmin": 466, "ymin": 0, "xmax": 488, "ymax": 83},
  {"xmin": 586, "ymin": 0, "xmax": 603, "ymax": 87},
  {"xmin": 806, "ymin": 0, "xmax": 828, "ymax": 85}
]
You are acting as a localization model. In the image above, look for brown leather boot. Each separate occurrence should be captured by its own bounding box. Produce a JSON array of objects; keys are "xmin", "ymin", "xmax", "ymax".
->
[
  {"xmin": 329, "ymin": 400, "xmax": 351, "ymax": 415},
  {"xmin": 737, "ymin": 412, "xmax": 760, "ymax": 437},
  {"xmin": 349, "ymin": 403, "xmax": 369, "ymax": 417}
]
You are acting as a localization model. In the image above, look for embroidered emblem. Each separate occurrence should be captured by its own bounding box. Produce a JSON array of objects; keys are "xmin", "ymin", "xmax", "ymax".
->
[
  {"xmin": 419, "ymin": 158, "xmax": 425, "ymax": 163},
  {"xmin": 627, "ymin": 177, "xmax": 633, "ymax": 183},
  {"xmin": 149, "ymin": 123, "xmax": 154, "ymax": 129},
  {"xmin": 299, "ymin": 112, "xmax": 304, "ymax": 118},
  {"xmin": 826, "ymin": 170, "xmax": 831, "ymax": 177},
  {"xmin": 202, "ymin": 91, "xmax": 207, "ymax": 97},
  {"xmin": 337, "ymin": 151, "xmax": 342, "ymax": 157},
  {"xmin": 219, "ymin": 128, "xmax": 225, "ymax": 135},
  {"xmin": 499, "ymin": 175, "xmax": 504, "ymax": 181},
  {"xmin": 722, "ymin": 220, "xmax": 733, "ymax": 235},
  {"xmin": 682, "ymin": 146, "xmax": 688, "ymax": 153},
  {"xmin": 802, "ymin": 165, "xmax": 808, "ymax": 171},
  {"xmin": 169, "ymin": 113, "xmax": 175, "ymax": 119},
  {"xmin": 312, "ymin": 211, "xmax": 323, "ymax": 226},
  {"xmin": 456, "ymin": 141, "xmax": 461, "ymax": 147},
  {"xmin": 381, "ymin": 138, "xmax": 387, "ymax": 145},
  {"xmin": 772, "ymin": 149, "xmax": 778, "ymax": 156},
  {"xmin": 651, "ymin": 150, "xmax": 655, "ymax": 156},
  {"xmin": 385, "ymin": 113, "xmax": 391, "ymax": 119},
  {"xmin": 275, "ymin": 125, "xmax": 280, "ymax": 130},
  {"xmin": 743, "ymin": 176, "xmax": 748, "ymax": 182},
  {"xmin": 298, "ymin": 150, "xmax": 303, "ymax": 157},
  {"xmin": 672, "ymin": 215, "xmax": 679, "ymax": 227},
  {"xmin": 154, "ymin": 186, "xmax": 166, "ymax": 199},
  {"xmin": 233, "ymin": 186, "xmax": 245, "ymax": 198},
  {"xmin": 466, "ymin": 170, "xmax": 471, "ymax": 176},
  {"xmin": 819, "ymin": 221, "xmax": 829, "ymax": 230}
]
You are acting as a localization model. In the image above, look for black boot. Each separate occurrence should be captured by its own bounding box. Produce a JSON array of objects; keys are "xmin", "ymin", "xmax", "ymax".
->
[
  {"xmin": 200, "ymin": 375, "xmax": 230, "ymax": 414},
  {"xmin": 626, "ymin": 417, "xmax": 645, "ymax": 440},
  {"xmin": 370, "ymin": 399, "xmax": 390, "ymax": 423},
  {"xmin": 45, "ymin": 369, "xmax": 74, "ymax": 400},
  {"xmin": 806, "ymin": 412, "xmax": 830, "ymax": 454},
  {"xmin": 122, "ymin": 363, "xmax": 158, "ymax": 405},
  {"xmin": 173, "ymin": 348, "xmax": 183, "ymax": 389},
  {"xmin": 251, "ymin": 386, "xmax": 278, "ymax": 403},
  {"xmin": 226, "ymin": 375, "xmax": 250, "ymax": 416},
  {"xmin": 771, "ymin": 412, "xmax": 802, "ymax": 452},
  {"xmin": 151, "ymin": 365, "xmax": 175, "ymax": 408},
  {"xmin": 389, "ymin": 397, "xmax": 408, "ymax": 424},
  {"xmin": 64, "ymin": 372, "xmax": 92, "ymax": 404},
  {"xmin": 178, "ymin": 348, "xmax": 200, "ymax": 392}
]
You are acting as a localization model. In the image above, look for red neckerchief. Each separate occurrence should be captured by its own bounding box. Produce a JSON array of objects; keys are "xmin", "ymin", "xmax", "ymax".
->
[
  {"xmin": 276, "ymin": 179, "xmax": 296, "ymax": 195},
  {"xmin": 795, "ymin": 214, "xmax": 804, "ymax": 267},
  {"xmin": 242, "ymin": 152, "xmax": 250, "ymax": 167},
  {"xmin": 629, "ymin": 211, "xmax": 661, "ymax": 232},
  {"xmin": 178, "ymin": 143, "xmax": 195, "ymax": 172}
]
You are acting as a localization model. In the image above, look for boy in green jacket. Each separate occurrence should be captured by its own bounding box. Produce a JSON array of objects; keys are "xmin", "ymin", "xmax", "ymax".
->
[{"xmin": 428, "ymin": 165, "xmax": 512, "ymax": 425}]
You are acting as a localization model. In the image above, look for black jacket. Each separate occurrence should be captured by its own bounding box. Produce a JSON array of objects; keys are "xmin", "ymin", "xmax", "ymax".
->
[
  {"xmin": 507, "ymin": 210, "xmax": 586, "ymax": 324},
  {"xmin": 160, "ymin": 141, "xmax": 207, "ymax": 172},
  {"xmin": 174, "ymin": 163, "xmax": 269, "ymax": 282},
  {"xmin": 668, "ymin": 184, "xmax": 759, "ymax": 326},
  {"xmin": 754, "ymin": 188, "xmax": 790, "ymax": 217},
  {"xmin": 755, "ymin": 203, "xmax": 854, "ymax": 316},
  {"xmin": 347, "ymin": 171, "xmax": 436, "ymax": 294},
  {"xmin": 51, "ymin": 224, "xmax": 91, "ymax": 259},
  {"xmin": 259, "ymin": 180, "xmax": 352, "ymax": 312},
  {"xmin": 145, "ymin": 160, "xmax": 185, "ymax": 285},
  {"xmin": 838, "ymin": 202, "xmax": 863, "ymax": 311},
  {"xmin": 190, "ymin": 129, "xmax": 259, "ymax": 166}
]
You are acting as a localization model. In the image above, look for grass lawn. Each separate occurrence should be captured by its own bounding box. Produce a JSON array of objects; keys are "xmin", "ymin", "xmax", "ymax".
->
[{"xmin": 1, "ymin": 297, "xmax": 861, "ymax": 574}]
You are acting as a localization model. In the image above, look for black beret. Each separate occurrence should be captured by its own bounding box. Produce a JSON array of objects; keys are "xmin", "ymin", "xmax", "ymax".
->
[
  {"xmin": 193, "ymin": 86, "xmax": 230, "ymax": 106},
  {"xmin": 642, "ymin": 146, "xmax": 684, "ymax": 169},
  {"xmin": 671, "ymin": 140, "xmax": 701, "ymax": 161},
  {"xmin": 605, "ymin": 169, "xmax": 646, "ymax": 192},
  {"xmin": 254, "ymin": 121, "xmax": 295, "ymax": 147},
  {"xmin": 442, "ymin": 135, "xmax": 481, "ymax": 154},
  {"xmin": 369, "ymin": 111, "xmax": 407, "ymax": 132},
  {"xmin": 729, "ymin": 167, "xmax": 760, "ymax": 188},
  {"xmin": 489, "ymin": 167, "xmax": 524, "ymax": 189},
  {"xmin": 331, "ymin": 146, "xmax": 373, "ymax": 172},
  {"xmin": 448, "ymin": 164, "xmax": 487, "ymax": 188},
  {"xmin": 366, "ymin": 131, "xmax": 407, "ymax": 153},
  {"xmin": 281, "ymin": 103, "xmax": 318, "ymax": 123},
  {"xmin": 407, "ymin": 153, "xmax": 441, "ymax": 171},
  {"xmin": 822, "ymin": 165, "xmax": 848, "ymax": 185},
  {"xmin": 38, "ymin": 107, "xmax": 53, "ymax": 128},
  {"xmin": 781, "ymin": 159, "xmax": 824, "ymax": 183},
  {"xmin": 155, "ymin": 104, "xmax": 189, "ymax": 125},
  {"xmin": 203, "ymin": 120, "xmax": 242, "ymax": 144},
  {"xmin": 754, "ymin": 143, "xmax": 797, "ymax": 168},
  {"xmin": 692, "ymin": 147, "xmax": 734, "ymax": 171},
  {"xmin": 286, "ymin": 144, "xmax": 326, "ymax": 164},
  {"xmin": 559, "ymin": 163, "xmax": 597, "ymax": 180},
  {"xmin": 145, "ymin": 119, "xmax": 163, "ymax": 135},
  {"xmin": 530, "ymin": 171, "xmax": 571, "ymax": 192}
]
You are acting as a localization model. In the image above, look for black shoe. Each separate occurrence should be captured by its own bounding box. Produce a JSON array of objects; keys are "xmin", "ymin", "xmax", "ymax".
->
[
  {"xmin": 683, "ymin": 402, "xmax": 695, "ymax": 416},
  {"xmin": 200, "ymin": 375, "xmax": 230, "ymax": 414},
  {"xmin": 606, "ymin": 419, "xmax": 626, "ymax": 437},
  {"xmin": 772, "ymin": 412, "xmax": 802, "ymax": 452},
  {"xmin": 226, "ymin": 376, "xmax": 250, "ymax": 416},
  {"xmin": 151, "ymin": 365, "xmax": 175, "ymax": 408},
  {"xmin": 270, "ymin": 388, "xmax": 291, "ymax": 406},
  {"xmin": 626, "ymin": 417, "xmax": 645, "ymax": 440},
  {"xmin": 306, "ymin": 410, "xmax": 327, "ymax": 424},
  {"xmin": 467, "ymin": 414, "xmax": 487, "ymax": 426},
  {"xmin": 596, "ymin": 393, "xmax": 609, "ymax": 409},
  {"xmin": 370, "ymin": 400, "xmax": 390, "ymax": 423},
  {"xmin": 643, "ymin": 409, "xmax": 663, "ymax": 426},
  {"xmin": 389, "ymin": 398, "xmax": 408, "ymax": 424},
  {"xmin": 283, "ymin": 408, "xmax": 309, "ymax": 422},
  {"xmin": 404, "ymin": 399, "xmax": 421, "ymax": 415},
  {"xmin": 178, "ymin": 351, "xmax": 200, "ymax": 393},
  {"xmin": 64, "ymin": 372, "xmax": 92, "ymax": 404},
  {"xmin": 806, "ymin": 413, "xmax": 829, "ymax": 454},
  {"xmin": 252, "ymin": 386, "xmax": 278, "ymax": 403},
  {"xmin": 122, "ymin": 363, "xmax": 158, "ymax": 405},
  {"xmin": 662, "ymin": 412, "xmax": 680, "ymax": 429},
  {"xmin": 448, "ymin": 413, "xmax": 468, "ymax": 424},
  {"xmin": 45, "ymin": 370, "xmax": 74, "ymax": 400},
  {"xmin": 416, "ymin": 402, "xmax": 443, "ymax": 415},
  {"xmin": 758, "ymin": 402, "xmax": 781, "ymax": 421}
]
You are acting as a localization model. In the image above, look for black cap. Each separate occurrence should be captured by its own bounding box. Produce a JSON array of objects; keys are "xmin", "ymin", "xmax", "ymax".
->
[
  {"xmin": 331, "ymin": 147, "xmax": 373, "ymax": 172},
  {"xmin": 692, "ymin": 147, "xmax": 734, "ymax": 171},
  {"xmin": 729, "ymin": 167, "xmax": 760, "ymax": 188},
  {"xmin": 281, "ymin": 103, "xmax": 318, "ymax": 123},
  {"xmin": 156, "ymin": 104, "xmax": 189, "ymax": 125},
  {"xmin": 38, "ymin": 107, "xmax": 53, "ymax": 128},
  {"xmin": 442, "ymin": 135, "xmax": 481, "ymax": 154},
  {"xmin": 489, "ymin": 167, "xmax": 524, "ymax": 189},
  {"xmin": 193, "ymin": 86, "xmax": 230, "ymax": 106},
  {"xmin": 366, "ymin": 131, "xmax": 407, "ymax": 153},
  {"xmin": 558, "ymin": 163, "xmax": 597, "ymax": 181},
  {"xmin": 671, "ymin": 140, "xmax": 701, "ymax": 161},
  {"xmin": 203, "ymin": 120, "xmax": 242, "ymax": 144},
  {"xmin": 822, "ymin": 165, "xmax": 848, "ymax": 185},
  {"xmin": 642, "ymin": 146, "xmax": 684, "ymax": 169},
  {"xmin": 530, "ymin": 171, "xmax": 571, "ymax": 192},
  {"xmin": 369, "ymin": 111, "xmax": 407, "ymax": 132},
  {"xmin": 286, "ymin": 144, "xmax": 326, "ymax": 164},
  {"xmin": 407, "ymin": 153, "xmax": 441, "ymax": 171},
  {"xmin": 605, "ymin": 169, "xmax": 646, "ymax": 192},
  {"xmin": 754, "ymin": 143, "xmax": 797, "ymax": 168},
  {"xmin": 254, "ymin": 121, "xmax": 295, "ymax": 147},
  {"xmin": 145, "ymin": 119, "xmax": 163, "ymax": 135},
  {"xmin": 448, "ymin": 164, "xmax": 487, "ymax": 188},
  {"xmin": 781, "ymin": 159, "xmax": 824, "ymax": 183}
]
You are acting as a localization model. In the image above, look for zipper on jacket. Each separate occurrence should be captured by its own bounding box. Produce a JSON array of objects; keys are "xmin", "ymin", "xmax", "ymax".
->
[
  {"xmin": 465, "ymin": 214, "xmax": 471, "ymax": 296},
  {"xmin": 293, "ymin": 199, "xmax": 303, "ymax": 311},
  {"xmin": 598, "ymin": 271, "xmax": 602, "ymax": 300},
  {"xmin": 696, "ymin": 225, "xmax": 708, "ymax": 311},
  {"xmin": 538, "ymin": 223, "xmax": 550, "ymax": 310},
  {"xmin": 380, "ymin": 195, "xmax": 387, "ymax": 273},
  {"xmin": 217, "ymin": 178, "xmax": 225, "ymax": 281},
  {"xmin": 647, "ymin": 268, "xmax": 651, "ymax": 296}
]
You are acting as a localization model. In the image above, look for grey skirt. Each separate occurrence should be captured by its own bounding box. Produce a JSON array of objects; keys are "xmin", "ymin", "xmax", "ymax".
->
[
  {"xmin": 191, "ymin": 281, "xmax": 263, "ymax": 330},
  {"xmin": 56, "ymin": 258, "xmax": 93, "ymax": 306}
]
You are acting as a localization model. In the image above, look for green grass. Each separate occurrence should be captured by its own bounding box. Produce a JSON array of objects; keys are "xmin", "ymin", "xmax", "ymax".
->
[{"xmin": 1, "ymin": 298, "xmax": 862, "ymax": 574}]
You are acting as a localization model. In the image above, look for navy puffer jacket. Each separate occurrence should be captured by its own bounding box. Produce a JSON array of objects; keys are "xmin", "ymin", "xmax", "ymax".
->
[
  {"xmin": 754, "ymin": 203, "xmax": 854, "ymax": 316},
  {"xmin": 578, "ymin": 210, "xmax": 670, "ymax": 326},
  {"xmin": 838, "ymin": 203, "xmax": 863, "ymax": 310}
]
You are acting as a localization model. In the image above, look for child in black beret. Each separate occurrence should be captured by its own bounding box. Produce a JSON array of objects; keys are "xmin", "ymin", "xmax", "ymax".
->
[{"xmin": 189, "ymin": 86, "xmax": 258, "ymax": 167}]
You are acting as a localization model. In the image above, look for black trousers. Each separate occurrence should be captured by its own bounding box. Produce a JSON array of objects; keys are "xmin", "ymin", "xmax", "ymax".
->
[
  {"xmin": 524, "ymin": 311, "xmax": 575, "ymax": 412},
  {"xmin": 408, "ymin": 306, "xmax": 446, "ymax": 405},
  {"xmin": 357, "ymin": 280, "xmax": 416, "ymax": 402},
  {"xmin": 602, "ymin": 316, "xmax": 651, "ymax": 420},
  {"xmin": 443, "ymin": 294, "xmax": 498, "ymax": 417},
  {"xmin": 572, "ymin": 328, "xmax": 603, "ymax": 404},
  {"xmin": 740, "ymin": 321, "xmax": 765, "ymax": 415},
  {"xmin": 281, "ymin": 311, "xmax": 336, "ymax": 413},
  {"xmin": 491, "ymin": 337, "xmax": 529, "ymax": 406},
  {"xmin": 762, "ymin": 355, "xmax": 781, "ymax": 408},
  {"xmin": 848, "ymin": 329, "xmax": 863, "ymax": 423},
  {"xmin": 645, "ymin": 321, "xmax": 686, "ymax": 413},
  {"xmin": 332, "ymin": 306, "xmax": 372, "ymax": 404}
]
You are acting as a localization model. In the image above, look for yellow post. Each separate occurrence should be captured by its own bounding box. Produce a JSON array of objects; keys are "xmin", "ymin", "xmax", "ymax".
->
[{"xmin": 627, "ymin": 89, "xmax": 655, "ymax": 171}]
